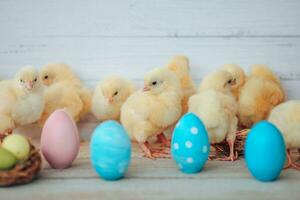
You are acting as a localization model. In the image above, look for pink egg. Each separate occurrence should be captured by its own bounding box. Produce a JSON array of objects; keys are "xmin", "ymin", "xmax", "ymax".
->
[{"xmin": 41, "ymin": 109, "xmax": 80, "ymax": 169}]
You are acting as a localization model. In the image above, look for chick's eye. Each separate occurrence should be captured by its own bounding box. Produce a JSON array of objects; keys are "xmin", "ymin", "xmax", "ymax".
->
[
  {"xmin": 228, "ymin": 80, "xmax": 232, "ymax": 84},
  {"xmin": 114, "ymin": 91, "xmax": 118, "ymax": 96},
  {"xmin": 44, "ymin": 75, "xmax": 48, "ymax": 79},
  {"xmin": 152, "ymin": 81, "xmax": 157, "ymax": 86},
  {"xmin": 34, "ymin": 78, "xmax": 37, "ymax": 82},
  {"xmin": 20, "ymin": 79, "xmax": 23, "ymax": 83}
]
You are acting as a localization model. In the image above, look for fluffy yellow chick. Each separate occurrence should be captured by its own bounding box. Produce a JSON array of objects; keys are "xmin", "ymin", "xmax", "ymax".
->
[
  {"xmin": 268, "ymin": 101, "xmax": 300, "ymax": 170},
  {"xmin": 121, "ymin": 67, "xmax": 182, "ymax": 159},
  {"xmin": 39, "ymin": 63, "xmax": 91, "ymax": 125},
  {"xmin": 0, "ymin": 66, "xmax": 44, "ymax": 134},
  {"xmin": 91, "ymin": 76, "xmax": 135, "ymax": 121},
  {"xmin": 189, "ymin": 70, "xmax": 238, "ymax": 161},
  {"xmin": 222, "ymin": 64, "xmax": 246, "ymax": 100},
  {"xmin": 238, "ymin": 65, "xmax": 285, "ymax": 128},
  {"xmin": 40, "ymin": 63, "xmax": 82, "ymax": 86},
  {"xmin": 166, "ymin": 55, "xmax": 196, "ymax": 114}
]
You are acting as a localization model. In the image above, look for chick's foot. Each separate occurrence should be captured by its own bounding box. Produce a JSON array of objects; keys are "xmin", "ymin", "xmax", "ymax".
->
[
  {"xmin": 285, "ymin": 150, "xmax": 300, "ymax": 171},
  {"xmin": 228, "ymin": 140, "xmax": 238, "ymax": 161},
  {"xmin": 138, "ymin": 141, "xmax": 171, "ymax": 159},
  {"xmin": 284, "ymin": 150, "xmax": 293, "ymax": 170},
  {"xmin": 139, "ymin": 142, "xmax": 155, "ymax": 159},
  {"xmin": 151, "ymin": 146, "xmax": 171, "ymax": 159},
  {"xmin": 156, "ymin": 133, "xmax": 171, "ymax": 147},
  {"xmin": 291, "ymin": 162, "xmax": 300, "ymax": 171},
  {"xmin": 215, "ymin": 140, "xmax": 238, "ymax": 161}
]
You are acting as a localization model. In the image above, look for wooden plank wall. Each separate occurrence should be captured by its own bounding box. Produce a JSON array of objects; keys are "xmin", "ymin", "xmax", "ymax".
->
[
  {"xmin": 0, "ymin": 0, "xmax": 299, "ymax": 133},
  {"xmin": 1, "ymin": 2, "xmax": 300, "ymax": 199}
]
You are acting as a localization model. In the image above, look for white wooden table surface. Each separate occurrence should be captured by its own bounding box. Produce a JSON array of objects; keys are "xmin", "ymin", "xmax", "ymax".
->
[
  {"xmin": 1, "ymin": 134, "xmax": 300, "ymax": 200},
  {"xmin": 1, "ymin": 0, "xmax": 300, "ymax": 199},
  {"xmin": 1, "ymin": 135, "xmax": 300, "ymax": 200}
]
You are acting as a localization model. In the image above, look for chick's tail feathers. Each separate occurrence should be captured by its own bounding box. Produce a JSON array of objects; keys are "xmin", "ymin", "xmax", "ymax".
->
[
  {"xmin": 133, "ymin": 120, "xmax": 155, "ymax": 143},
  {"xmin": 188, "ymin": 92, "xmax": 221, "ymax": 130},
  {"xmin": 121, "ymin": 107, "xmax": 157, "ymax": 143},
  {"xmin": 199, "ymin": 112, "xmax": 220, "ymax": 130}
]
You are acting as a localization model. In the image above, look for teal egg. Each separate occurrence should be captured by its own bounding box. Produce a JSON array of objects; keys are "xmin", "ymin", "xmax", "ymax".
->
[
  {"xmin": 90, "ymin": 120, "xmax": 131, "ymax": 181},
  {"xmin": 171, "ymin": 113, "xmax": 210, "ymax": 174},
  {"xmin": 245, "ymin": 121, "xmax": 286, "ymax": 182}
]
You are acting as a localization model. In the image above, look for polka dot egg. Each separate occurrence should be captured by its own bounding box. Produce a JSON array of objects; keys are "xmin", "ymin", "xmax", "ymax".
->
[
  {"xmin": 90, "ymin": 120, "xmax": 131, "ymax": 181},
  {"xmin": 171, "ymin": 113, "xmax": 210, "ymax": 174}
]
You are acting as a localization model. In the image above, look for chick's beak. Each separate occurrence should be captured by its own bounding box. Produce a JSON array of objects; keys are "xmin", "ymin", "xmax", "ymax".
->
[
  {"xmin": 231, "ymin": 79, "xmax": 237, "ymax": 86},
  {"xmin": 107, "ymin": 97, "xmax": 114, "ymax": 104},
  {"xmin": 143, "ymin": 86, "xmax": 150, "ymax": 92},
  {"xmin": 25, "ymin": 81, "xmax": 34, "ymax": 90}
]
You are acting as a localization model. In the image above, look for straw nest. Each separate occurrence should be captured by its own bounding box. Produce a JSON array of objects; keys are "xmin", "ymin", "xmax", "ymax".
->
[{"xmin": 0, "ymin": 134, "xmax": 42, "ymax": 187}]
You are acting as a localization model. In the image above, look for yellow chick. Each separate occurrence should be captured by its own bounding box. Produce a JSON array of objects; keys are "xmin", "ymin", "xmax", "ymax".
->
[
  {"xmin": 39, "ymin": 63, "xmax": 91, "ymax": 125},
  {"xmin": 121, "ymin": 67, "xmax": 182, "ymax": 159},
  {"xmin": 222, "ymin": 64, "xmax": 246, "ymax": 100},
  {"xmin": 238, "ymin": 65, "xmax": 285, "ymax": 128},
  {"xmin": 189, "ymin": 70, "xmax": 238, "ymax": 161},
  {"xmin": 40, "ymin": 63, "xmax": 82, "ymax": 86},
  {"xmin": 268, "ymin": 101, "xmax": 300, "ymax": 170},
  {"xmin": 166, "ymin": 55, "xmax": 196, "ymax": 114},
  {"xmin": 91, "ymin": 76, "xmax": 135, "ymax": 121},
  {"xmin": 0, "ymin": 66, "xmax": 44, "ymax": 134}
]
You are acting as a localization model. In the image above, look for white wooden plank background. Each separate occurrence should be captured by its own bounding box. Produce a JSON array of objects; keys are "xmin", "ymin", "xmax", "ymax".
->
[
  {"xmin": 0, "ymin": 1, "xmax": 300, "ymax": 199},
  {"xmin": 1, "ymin": 0, "xmax": 300, "ymax": 37}
]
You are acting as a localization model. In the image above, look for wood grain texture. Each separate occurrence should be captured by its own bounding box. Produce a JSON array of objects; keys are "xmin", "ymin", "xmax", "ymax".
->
[
  {"xmin": 0, "ymin": 0, "xmax": 300, "ymax": 199},
  {"xmin": 1, "ymin": 142, "xmax": 300, "ymax": 200},
  {"xmin": 0, "ymin": 38, "xmax": 300, "ymax": 82},
  {"xmin": 1, "ymin": 0, "xmax": 300, "ymax": 38},
  {"xmin": 1, "ymin": 37, "xmax": 300, "ymax": 100},
  {"xmin": 0, "ymin": 37, "xmax": 300, "ymax": 80}
]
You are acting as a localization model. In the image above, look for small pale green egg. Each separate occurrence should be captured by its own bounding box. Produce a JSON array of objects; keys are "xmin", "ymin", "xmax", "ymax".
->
[
  {"xmin": 2, "ymin": 134, "xmax": 30, "ymax": 161},
  {"xmin": 0, "ymin": 147, "xmax": 17, "ymax": 170}
]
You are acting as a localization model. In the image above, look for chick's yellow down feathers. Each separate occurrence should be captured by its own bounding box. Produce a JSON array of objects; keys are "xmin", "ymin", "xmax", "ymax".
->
[
  {"xmin": 92, "ymin": 76, "xmax": 135, "ymax": 121},
  {"xmin": 268, "ymin": 101, "xmax": 300, "ymax": 149},
  {"xmin": 121, "ymin": 67, "xmax": 182, "ymax": 158},
  {"xmin": 238, "ymin": 65, "xmax": 285, "ymax": 128},
  {"xmin": 222, "ymin": 64, "xmax": 246, "ymax": 100},
  {"xmin": 166, "ymin": 55, "xmax": 196, "ymax": 114},
  {"xmin": 189, "ymin": 70, "xmax": 238, "ymax": 161},
  {"xmin": 39, "ymin": 63, "xmax": 91, "ymax": 125},
  {"xmin": 0, "ymin": 66, "xmax": 44, "ymax": 133},
  {"xmin": 268, "ymin": 101, "xmax": 300, "ymax": 170}
]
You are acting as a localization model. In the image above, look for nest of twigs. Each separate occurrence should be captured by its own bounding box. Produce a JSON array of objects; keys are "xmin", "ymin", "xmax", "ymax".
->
[
  {"xmin": 0, "ymin": 135, "xmax": 42, "ymax": 187},
  {"xmin": 210, "ymin": 129, "xmax": 250, "ymax": 160}
]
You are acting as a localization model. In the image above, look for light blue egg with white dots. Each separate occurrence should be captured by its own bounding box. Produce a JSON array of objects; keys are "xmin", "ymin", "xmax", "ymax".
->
[
  {"xmin": 90, "ymin": 120, "xmax": 131, "ymax": 181},
  {"xmin": 171, "ymin": 113, "xmax": 210, "ymax": 174},
  {"xmin": 245, "ymin": 121, "xmax": 286, "ymax": 182}
]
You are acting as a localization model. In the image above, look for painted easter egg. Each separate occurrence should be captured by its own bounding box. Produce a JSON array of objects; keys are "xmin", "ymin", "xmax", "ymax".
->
[
  {"xmin": 41, "ymin": 109, "xmax": 80, "ymax": 169},
  {"xmin": 90, "ymin": 120, "xmax": 131, "ymax": 181},
  {"xmin": 2, "ymin": 134, "xmax": 30, "ymax": 162},
  {"xmin": 171, "ymin": 113, "xmax": 210, "ymax": 174},
  {"xmin": 0, "ymin": 147, "xmax": 17, "ymax": 170},
  {"xmin": 245, "ymin": 121, "xmax": 286, "ymax": 182}
]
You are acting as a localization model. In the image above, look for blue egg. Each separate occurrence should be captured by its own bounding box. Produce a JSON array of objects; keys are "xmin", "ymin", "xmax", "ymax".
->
[
  {"xmin": 90, "ymin": 120, "xmax": 131, "ymax": 181},
  {"xmin": 245, "ymin": 121, "xmax": 286, "ymax": 182},
  {"xmin": 171, "ymin": 113, "xmax": 210, "ymax": 174}
]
